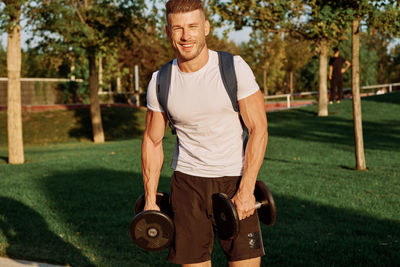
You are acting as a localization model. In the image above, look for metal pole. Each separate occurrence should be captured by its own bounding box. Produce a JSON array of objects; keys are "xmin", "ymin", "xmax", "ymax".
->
[
  {"xmin": 389, "ymin": 84, "xmax": 392, "ymax": 93},
  {"xmin": 287, "ymin": 95, "xmax": 290, "ymax": 108},
  {"xmin": 135, "ymin": 65, "xmax": 139, "ymax": 92}
]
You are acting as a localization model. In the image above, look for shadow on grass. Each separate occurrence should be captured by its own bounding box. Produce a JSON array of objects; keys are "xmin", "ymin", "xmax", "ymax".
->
[
  {"xmin": 69, "ymin": 107, "xmax": 144, "ymax": 141},
  {"xmin": 35, "ymin": 168, "xmax": 399, "ymax": 266},
  {"xmin": 0, "ymin": 197, "xmax": 95, "ymax": 266},
  {"xmin": 0, "ymin": 156, "xmax": 8, "ymax": 164},
  {"xmin": 268, "ymin": 101, "xmax": 400, "ymax": 152},
  {"xmin": 262, "ymin": 195, "xmax": 400, "ymax": 266},
  {"xmin": 38, "ymin": 169, "xmax": 174, "ymax": 267}
]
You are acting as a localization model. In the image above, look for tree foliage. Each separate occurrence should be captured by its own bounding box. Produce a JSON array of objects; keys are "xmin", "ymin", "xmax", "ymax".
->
[
  {"xmin": 0, "ymin": 44, "xmax": 6, "ymax": 76},
  {"xmin": 388, "ymin": 44, "xmax": 400, "ymax": 83},
  {"xmin": 31, "ymin": 0, "xmax": 147, "ymax": 143}
]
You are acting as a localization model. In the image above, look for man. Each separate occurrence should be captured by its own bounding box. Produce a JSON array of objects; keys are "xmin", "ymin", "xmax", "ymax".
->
[
  {"xmin": 141, "ymin": 0, "xmax": 268, "ymax": 266},
  {"xmin": 329, "ymin": 47, "xmax": 351, "ymax": 103}
]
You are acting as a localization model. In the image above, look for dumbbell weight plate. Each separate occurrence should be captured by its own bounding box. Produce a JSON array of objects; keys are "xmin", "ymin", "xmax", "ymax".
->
[
  {"xmin": 254, "ymin": 180, "xmax": 277, "ymax": 226},
  {"xmin": 130, "ymin": 210, "xmax": 174, "ymax": 251},
  {"xmin": 212, "ymin": 193, "xmax": 240, "ymax": 240}
]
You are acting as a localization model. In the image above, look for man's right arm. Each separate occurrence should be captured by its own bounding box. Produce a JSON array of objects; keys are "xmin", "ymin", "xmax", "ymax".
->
[{"xmin": 141, "ymin": 110, "xmax": 167, "ymax": 211}]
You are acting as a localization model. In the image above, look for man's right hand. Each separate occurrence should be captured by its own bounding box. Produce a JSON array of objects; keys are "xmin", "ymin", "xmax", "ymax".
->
[{"xmin": 143, "ymin": 202, "xmax": 160, "ymax": 211}]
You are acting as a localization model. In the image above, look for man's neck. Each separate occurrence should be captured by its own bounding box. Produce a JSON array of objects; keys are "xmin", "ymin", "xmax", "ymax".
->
[{"xmin": 177, "ymin": 48, "xmax": 209, "ymax": 73}]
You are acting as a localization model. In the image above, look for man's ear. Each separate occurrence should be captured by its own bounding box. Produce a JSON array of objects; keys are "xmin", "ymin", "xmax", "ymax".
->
[{"xmin": 204, "ymin": 20, "xmax": 210, "ymax": 36}]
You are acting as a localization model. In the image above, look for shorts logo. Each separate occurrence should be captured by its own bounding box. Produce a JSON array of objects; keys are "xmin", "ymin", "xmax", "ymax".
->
[{"xmin": 247, "ymin": 232, "xmax": 261, "ymax": 249}]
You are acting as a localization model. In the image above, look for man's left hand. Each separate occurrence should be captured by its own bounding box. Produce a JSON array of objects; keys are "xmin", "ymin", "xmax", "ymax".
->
[{"xmin": 231, "ymin": 190, "xmax": 256, "ymax": 220}]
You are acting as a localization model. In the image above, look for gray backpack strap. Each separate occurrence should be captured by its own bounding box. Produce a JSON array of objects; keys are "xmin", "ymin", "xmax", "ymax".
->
[
  {"xmin": 217, "ymin": 51, "xmax": 248, "ymax": 150},
  {"xmin": 217, "ymin": 51, "xmax": 239, "ymax": 112},
  {"xmin": 156, "ymin": 60, "xmax": 176, "ymax": 134}
]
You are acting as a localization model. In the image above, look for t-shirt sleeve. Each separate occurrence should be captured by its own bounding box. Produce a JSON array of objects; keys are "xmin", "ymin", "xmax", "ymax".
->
[
  {"xmin": 329, "ymin": 57, "xmax": 334, "ymax": 66},
  {"xmin": 146, "ymin": 71, "xmax": 164, "ymax": 112},
  {"xmin": 233, "ymin": 55, "xmax": 260, "ymax": 100}
]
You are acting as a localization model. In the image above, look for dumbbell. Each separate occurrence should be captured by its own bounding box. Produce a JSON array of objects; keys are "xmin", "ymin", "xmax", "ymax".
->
[
  {"xmin": 130, "ymin": 192, "xmax": 174, "ymax": 252},
  {"xmin": 212, "ymin": 180, "xmax": 277, "ymax": 240}
]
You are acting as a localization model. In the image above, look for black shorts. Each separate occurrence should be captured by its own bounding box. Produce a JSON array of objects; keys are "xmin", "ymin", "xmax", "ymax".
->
[{"xmin": 168, "ymin": 171, "xmax": 265, "ymax": 264}]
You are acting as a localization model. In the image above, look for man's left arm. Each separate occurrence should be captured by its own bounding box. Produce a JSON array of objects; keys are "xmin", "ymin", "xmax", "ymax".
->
[
  {"xmin": 232, "ymin": 90, "xmax": 268, "ymax": 220},
  {"xmin": 342, "ymin": 60, "xmax": 351, "ymax": 73}
]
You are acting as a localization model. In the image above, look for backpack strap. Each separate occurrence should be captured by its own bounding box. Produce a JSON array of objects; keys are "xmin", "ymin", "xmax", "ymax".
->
[
  {"xmin": 217, "ymin": 51, "xmax": 239, "ymax": 112},
  {"xmin": 156, "ymin": 60, "xmax": 176, "ymax": 134},
  {"xmin": 218, "ymin": 51, "xmax": 249, "ymax": 150}
]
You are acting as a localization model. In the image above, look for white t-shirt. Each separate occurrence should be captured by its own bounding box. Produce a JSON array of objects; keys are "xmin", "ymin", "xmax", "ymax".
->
[{"xmin": 146, "ymin": 50, "xmax": 259, "ymax": 177}]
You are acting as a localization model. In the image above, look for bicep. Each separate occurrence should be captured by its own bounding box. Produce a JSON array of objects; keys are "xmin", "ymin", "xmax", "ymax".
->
[
  {"xmin": 238, "ymin": 90, "xmax": 267, "ymax": 134},
  {"xmin": 144, "ymin": 110, "xmax": 167, "ymax": 145}
]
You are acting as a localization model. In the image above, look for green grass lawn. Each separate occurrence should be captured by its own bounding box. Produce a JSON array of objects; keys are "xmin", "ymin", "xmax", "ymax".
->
[
  {"xmin": 0, "ymin": 93, "xmax": 399, "ymax": 266},
  {"xmin": 0, "ymin": 107, "xmax": 147, "ymax": 145}
]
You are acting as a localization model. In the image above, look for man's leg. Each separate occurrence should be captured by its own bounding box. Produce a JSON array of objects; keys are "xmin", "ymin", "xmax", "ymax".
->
[
  {"xmin": 217, "ymin": 177, "xmax": 265, "ymax": 264},
  {"xmin": 168, "ymin": 172, "xmax": 215, "ymax": 265},
  {"xmin": 182, "ymin": 260, "xmax": 212, "ymax": 267},
  {"xmin": 330, "ymin": 78, "xmax": 336, "ymax": 102},
  {"xmin": 337, "ymin": 78, "xmax": 343, "ymax": 101},
  {"xmin": 229, "ymin": 257, "xmax": 261, "ymax": 267}
]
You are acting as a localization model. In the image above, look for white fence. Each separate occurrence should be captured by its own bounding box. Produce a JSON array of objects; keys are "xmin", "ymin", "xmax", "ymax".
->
[
  {"xmin": 0, "ymin": 77, "xmax": 84, "ymax": 82},
  {"xmin": 264, "ymin": 82, "xmax": 400, "ymax": 109}
]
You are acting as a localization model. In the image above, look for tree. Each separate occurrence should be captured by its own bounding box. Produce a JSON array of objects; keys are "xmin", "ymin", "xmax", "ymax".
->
[
  {"xmin": 240, "ymin": 31, "xmax": 287, "ymax": 95},
  {"xmin": 34, "ymin": 0, "xmax": 147, "ymax": 143},
  {"xmin": 345, "ymin": 0, "xmax": 400, "ymax": 170},
  {"xmin": 210, "ymin": 0, "xmax": 351, "ymax": 116},
  {"xmin": 210, "ymin": 1, "xmax": 302, "ymax": 96},
  {"xmin": 117, "ymin": 8, "xmax": 174, "ymax": 103},
  {"xmin": 351, "ymin": 19, "xmax": 365, "ymax": 170},
  {"xmin": 284, "ymin": 35, "xmax": 313, "ymax": 95},
  {"xmin": 388, "ymin": 44, "xmax": 400, "ymax": 83},
  {"xmin": 365, "ymin": 32, "xmax": 392, "ymax": 84},
  {"xmin": 0, "ymin": 0, "xmax": 27, "ymax": 164},
  {"xmin": 296, "ymin": 1, "xmax": 353, "ymax": 116}
]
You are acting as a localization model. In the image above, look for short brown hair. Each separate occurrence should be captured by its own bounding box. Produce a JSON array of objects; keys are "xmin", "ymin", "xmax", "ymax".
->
[{"xmin": 166, "ymin": 0, "xmax": 204, "ymax": 17}]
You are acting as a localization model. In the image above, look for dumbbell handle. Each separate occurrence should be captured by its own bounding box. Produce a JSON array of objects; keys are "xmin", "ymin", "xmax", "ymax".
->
[{"xmin": 254, "ymin": 199, "xmax": 269, "ymax": 210}]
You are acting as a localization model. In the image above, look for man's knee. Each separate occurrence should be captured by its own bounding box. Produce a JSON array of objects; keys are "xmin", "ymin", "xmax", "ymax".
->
[
  {"xmin": 182, "ymin": 260, "xmax": 212, "ymax": 267},
  {"xmin": 229, "ymin": 257, "xmax": 261, "ymax": 267}
]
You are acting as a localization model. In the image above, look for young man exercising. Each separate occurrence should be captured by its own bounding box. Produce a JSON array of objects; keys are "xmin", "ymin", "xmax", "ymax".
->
[{"xmin": 141, "ymin": 0, "xmax": 268, "ymax": 266}]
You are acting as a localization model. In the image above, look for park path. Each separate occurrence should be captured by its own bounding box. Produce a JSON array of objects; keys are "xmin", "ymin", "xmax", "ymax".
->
[
  {"xmin": 264, "ymin": 100, "xmax": 315, "ymax": 112},
  {"xmin": 0, "ymin": 257, "xmax": 64, "ymax": 267},
  {"xmin": 0, "ymin": 100, "xmax": 316, "ymax": 112}
]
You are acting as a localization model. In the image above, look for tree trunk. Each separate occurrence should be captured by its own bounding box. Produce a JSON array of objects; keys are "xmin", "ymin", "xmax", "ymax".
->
[
  {"xmin": 117, "ymin": 77, "xmax": 122, "ymax": 93},
  {"xmin": 263, "ymin": 68, "xmax": 268, "ymax": 96},
  {"xmin": 88, "ymin": 51, "xmax": 105, "ymax": 143},
  {"xmin": 318, "ymin": 39, "xmax": 328, "ymax": 117},
  {"xmin": 351, "ymin": 19, "xmax": 366, "ymax": 170},
  {"xmin": 7, "ymin": 24, "xmax": 24, "ymax": 164},
  {"xmin": 98, "ymin": 56, "xmax": 103, "ymax": 91},
  {"xmin": 289, "ymin": 71, "xmax": 294, "ymax": 100},
  {"xmin": 117, "ymin": 65, "xmax": 122, "ymax": 93}
]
